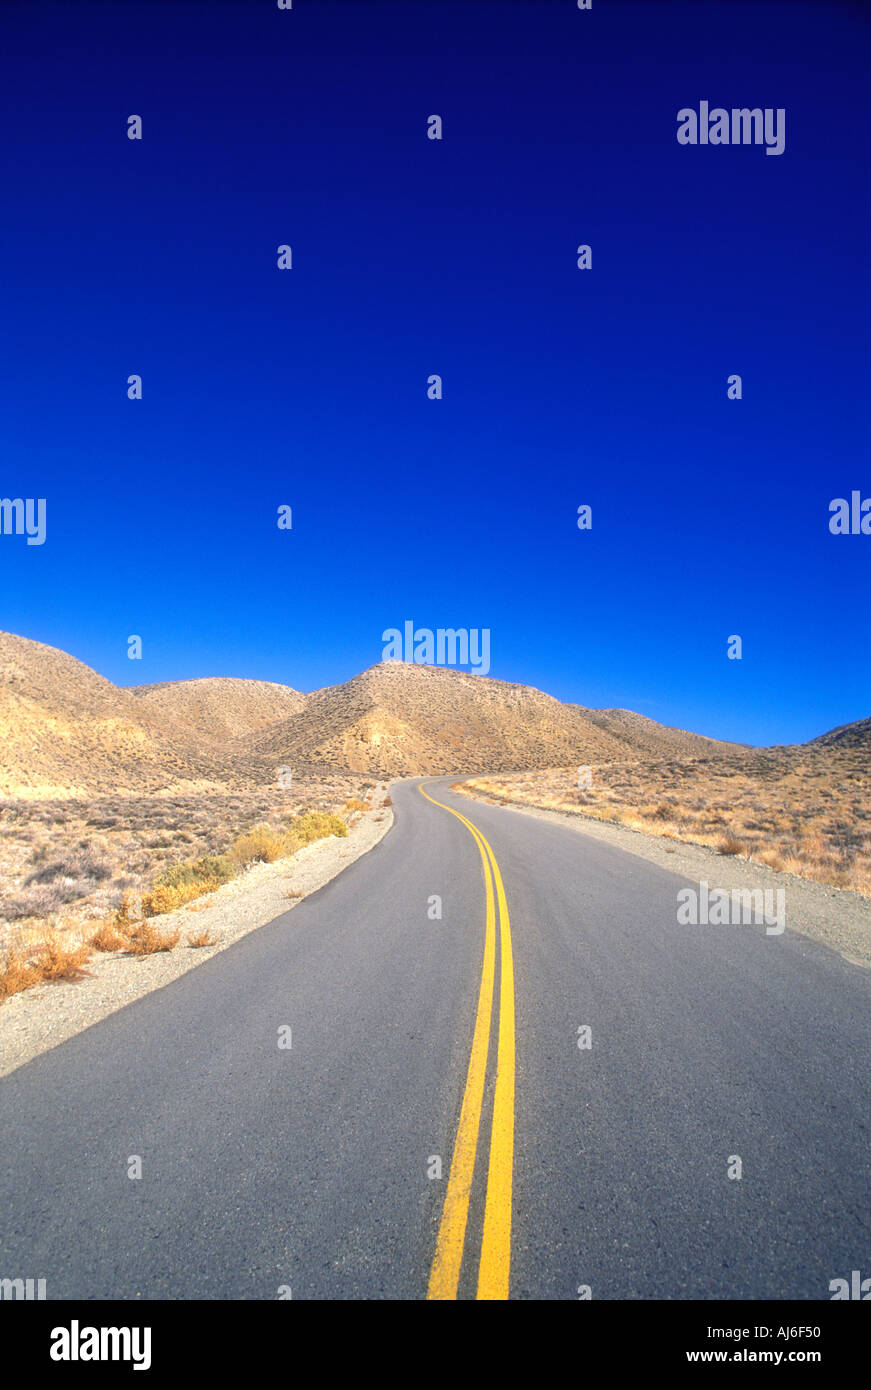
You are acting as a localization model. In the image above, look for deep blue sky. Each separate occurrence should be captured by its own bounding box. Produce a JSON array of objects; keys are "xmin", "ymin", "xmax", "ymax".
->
[{"xmin": 1, "ymin": 0, "xmax": 868, "ymax": 745}]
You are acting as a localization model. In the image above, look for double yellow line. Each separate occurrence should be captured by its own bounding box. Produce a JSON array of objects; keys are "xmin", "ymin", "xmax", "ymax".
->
[{"xmin": 419, "ymin": 782, "xmax": 516, "ymax": 1301}]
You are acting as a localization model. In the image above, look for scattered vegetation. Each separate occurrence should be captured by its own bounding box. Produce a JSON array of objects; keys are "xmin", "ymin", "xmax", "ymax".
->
[
  {"xmin": 0, "ymin": 797, "xmax": 362, "ymax": 1005},
  {"xmin": 25, "ymin": 843, "xmax": 113, "ymax": 887},
  {"xmin": 463, "ymin": 748, "xmax": 871, "ymax": 897}
]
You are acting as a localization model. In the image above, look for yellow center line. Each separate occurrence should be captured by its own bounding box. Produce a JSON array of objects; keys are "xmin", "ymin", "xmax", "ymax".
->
[
  {"xmin": 421, "ymin": 782, "xmax": 496, "ymax": 1299},
  {"xmin": 476, "ymin": 835, "xmax": 515, "ymax": 1301},
  {"xmin": 419, "ymin": 781, "xmax": 515, "ymax": 1301}
]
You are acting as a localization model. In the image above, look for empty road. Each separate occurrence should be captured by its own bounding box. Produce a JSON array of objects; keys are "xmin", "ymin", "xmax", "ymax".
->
[{"xmin": 1, "ymin": 778, "xmax": 869, "ymax": 1299}]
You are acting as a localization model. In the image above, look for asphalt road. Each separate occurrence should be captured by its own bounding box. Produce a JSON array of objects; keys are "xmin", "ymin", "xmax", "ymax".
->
[{"xmin": 1, "ymin": 778, "xmax": 869, "ymax": 1300}]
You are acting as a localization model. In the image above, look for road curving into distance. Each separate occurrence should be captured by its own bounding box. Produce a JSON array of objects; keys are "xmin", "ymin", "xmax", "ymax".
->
[{"xmin": 1, "ymin": 777, "xmax": 869, "ymax": 1300}]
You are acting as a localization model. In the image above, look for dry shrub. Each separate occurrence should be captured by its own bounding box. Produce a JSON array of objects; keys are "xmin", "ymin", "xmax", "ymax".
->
[
  {"xmin": 115, "ymin": 892, "xmax": 136, "ymax": 928},
  {"xmin": 123, "ymin": 922, "xmax": 181, "ymax": 955},
  {"xmin": 290, "ymin": 812, "xmax": 348, "ymax": 844},
  {"xmin": 0, "ymin": 934, "xmax": 91, "ymax": 1002},
  {"xmin": 230, "ymin": 825, "xmax": 286, "ymax": 866},
  {"xmin": 0, "ymin": 948, "xmax": 41, "ymax": 1001},
  {"xmin": 141, "ymin": 878, "xmax": 221, "ymax": 918},
  {"xmin": 279, "ymin": 830, "xmax": 301, "ymax": 856},
  {"xmin": 460, "ymin": 748, "xmax": 870, "ymax": 896},
  {"xmin": 716, "ymin": 835, "xmax": 745, "ymax": 856},
  {"xmin": 26, "ymin": 845, "xmax": 113, "ymax": 886},
  {"xmin": 90, "ymin": 920, "xmax": 129, "ymax": 952},
  {"xmin": 141, "ymin": 854, "xmax": 235, "ymax": 918},
  {"xmin": 33, "ymin": 935, "xmax": 91, "ymax": 982},
  {"xmin": 186, "ymin": 928, "xmax": 217, "ymax": 948},
  {"xmin": 156, "ymin": 856, "xmax": 234, "ymax": 891}
]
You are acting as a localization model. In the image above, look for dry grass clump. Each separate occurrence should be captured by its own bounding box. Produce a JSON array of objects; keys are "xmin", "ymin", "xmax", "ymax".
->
[
  {"xmin": 90, "ymin": 920, "xmax": 130, "ymax": 952},
  {"xmin": 141, "ymin": 881, "xmax": 215, "ymax": 917},
  {"xmin": 0, "ymin": 947, "xmax": 41, "ymax": 1000},
  {"xmin": 716, "ymin": 835, "xmax": 745, "ymax": 856},
  {"xmin": 229, "ymin": 812, "xmax": 347, "ymax": 867},
  {"xmin": 121, "ymin": 921, "xmax": 181, "ymax": 955},
  {"xmin": 187, "ymin": 928, "xmax": 218, "ymax": 948},
  {"xmin": 35, "ymin": 934, "xmax": 92, "ymax": 980},
  {"xmin": 90, "ymin": 903, "xmax": 180, "ymax": 956},
  {"xmin": 0, "ymin": 931, "xmax": 92, "ymax": 1000},
  {"xmin": 138, "ymin": 813, "xmax": 345, "ymax": 914}
]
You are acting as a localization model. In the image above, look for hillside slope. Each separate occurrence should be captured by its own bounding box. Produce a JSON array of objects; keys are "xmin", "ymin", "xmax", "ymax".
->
[
  {"xmin": 3, "ymin": 632, "xmax": 859, "ymax": 796},
  {"xmin": 243, "ymin": 662, "xmax": 744, "ymax": 777},
  {"xmin": 806, "ymin": 716, "xmax": 871, "ymax": 751},
  {"xmin": 130, "ymin": 678, "xmax": 305, "ymax": 741},
  {"xmin": 0, "ymin": 633, "xmax": 232, "ymax": 796}
]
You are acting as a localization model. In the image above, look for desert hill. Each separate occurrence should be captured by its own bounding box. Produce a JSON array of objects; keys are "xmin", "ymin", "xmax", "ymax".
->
[
  {"xmin": 582, "ymin": 706, "xmax": 746, "ymax": 760},
  {"xmin": 807, "ymin": 716, "xmax": 871, "ymax": 751},
  {"xmin": 243, "ymin": 662, "xmax": 744, "ymax": 777},
  {"xmin": 2, "ymin": 630, "xmax": 863, "ymax": 798},
  {"xmin": 0, "ymin": 632, "xmax": 236, "ymax": 797},
  {"xmin": 130, "ymin": 677, "xmax": 306, "ymax": 741}
]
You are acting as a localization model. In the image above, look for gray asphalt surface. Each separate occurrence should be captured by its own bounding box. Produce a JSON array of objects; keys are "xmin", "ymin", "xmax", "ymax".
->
[{"xmin": 1, "ymin": 777, "xmax": 869, "ymax": 1299}]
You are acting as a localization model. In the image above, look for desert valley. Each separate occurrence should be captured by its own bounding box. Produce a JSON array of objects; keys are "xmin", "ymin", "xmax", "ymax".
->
[{"xmin": 0, "ymin": 628, "xmax": 868, "ymax": 1003}]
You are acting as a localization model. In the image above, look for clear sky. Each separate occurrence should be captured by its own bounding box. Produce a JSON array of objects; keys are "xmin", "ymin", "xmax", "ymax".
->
[{"xmin": 0, "ymin": 0, "xmax": 868, "ymax": 746}]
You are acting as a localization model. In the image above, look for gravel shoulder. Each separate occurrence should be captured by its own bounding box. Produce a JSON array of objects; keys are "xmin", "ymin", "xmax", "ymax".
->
[
  {"xmin": 457, "ymin": 786, "xmax": 871, "ymax": 970},
  {"xmin": 0, "ymin": 800, "xmax": 394, "ymax": 1079}
]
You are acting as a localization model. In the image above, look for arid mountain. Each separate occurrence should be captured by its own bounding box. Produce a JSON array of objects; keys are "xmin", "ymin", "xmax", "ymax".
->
[
  {"xmin": 582, "ymin": 707, "xmax": 746, "ymax": 761},
  {"xmin": 244, "ymin": 662, "xmax": 745, "ymax": 778},
  {"xmin": 1, "ymin": 630, "xmax": 862, "ymax": 797},
  {"xmin": 0, "ymin": 632, "xmax": 235, "ymax": 797},
  {"xmin": 130, "ymin": 678, "xmax": 305, "ymax": 742}
]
